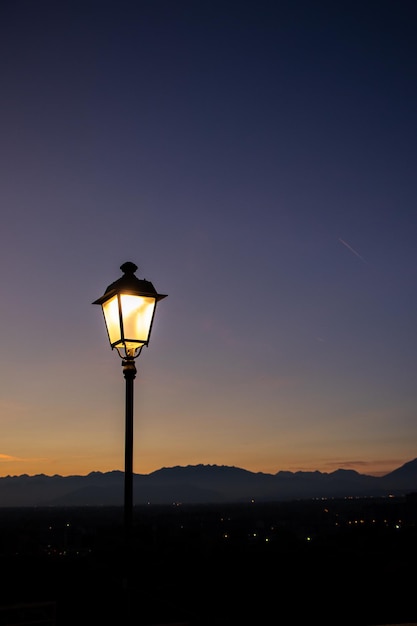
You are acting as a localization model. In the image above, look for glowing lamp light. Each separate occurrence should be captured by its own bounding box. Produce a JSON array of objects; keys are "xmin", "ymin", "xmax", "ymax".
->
[{"xmin": 93, "ymin": 261, "xmax": 167, "ymax": 359}]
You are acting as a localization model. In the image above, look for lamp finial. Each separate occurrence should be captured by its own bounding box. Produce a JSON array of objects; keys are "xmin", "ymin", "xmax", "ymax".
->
[{"xmin": 120, "ymin": 262, "xmax": 138, "ymax": 275}]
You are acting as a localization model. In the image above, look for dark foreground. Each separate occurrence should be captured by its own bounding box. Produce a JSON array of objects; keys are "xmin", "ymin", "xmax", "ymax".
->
[{"xmin": 1, "ymin": 496, "xmax": 417, "ymax": 625}]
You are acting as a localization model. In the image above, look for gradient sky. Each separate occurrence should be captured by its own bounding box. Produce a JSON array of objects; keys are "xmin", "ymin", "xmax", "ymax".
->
[{"xmin": 1, "ymin": 0, "xmax": 416, "ymax": 478}]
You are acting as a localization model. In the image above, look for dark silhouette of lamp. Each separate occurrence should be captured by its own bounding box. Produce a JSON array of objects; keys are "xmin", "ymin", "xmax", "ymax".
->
[{"xmin": 93, "ymin": 261, "xmax": 167, "ymax": 616}]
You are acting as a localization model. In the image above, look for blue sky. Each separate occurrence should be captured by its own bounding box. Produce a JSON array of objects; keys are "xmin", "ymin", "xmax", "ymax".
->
[{"xmin": 1, "ymin": 0, "xmax": 416, "ymax": 477}]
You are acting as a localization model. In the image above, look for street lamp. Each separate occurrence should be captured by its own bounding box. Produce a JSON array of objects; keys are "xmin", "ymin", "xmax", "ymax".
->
[{"xmin": 93, "ymin": 261, "xmax": 167, "ymax": 604}]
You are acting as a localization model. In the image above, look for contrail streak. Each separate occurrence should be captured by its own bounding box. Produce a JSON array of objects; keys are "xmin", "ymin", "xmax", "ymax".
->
[{"xmin": 338, "ymin": 238, "xmax": 366, "ymax": 262}]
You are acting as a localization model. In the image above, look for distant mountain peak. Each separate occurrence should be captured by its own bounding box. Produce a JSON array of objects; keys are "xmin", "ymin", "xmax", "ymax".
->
[{"xmin": 1, "ymin": 460, "xmax": 416, "ymax": 507}]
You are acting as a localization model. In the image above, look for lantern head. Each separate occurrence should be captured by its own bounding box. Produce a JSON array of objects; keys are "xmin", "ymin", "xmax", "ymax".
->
[{"xmin": 93, "ymin": 262, "xmax": 167, "ymax": 358}]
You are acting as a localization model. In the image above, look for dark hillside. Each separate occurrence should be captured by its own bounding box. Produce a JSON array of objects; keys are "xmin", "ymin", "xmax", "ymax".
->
[{"xmin": 1, "ymin": 497, "xmax": 417, "ymax": 625}]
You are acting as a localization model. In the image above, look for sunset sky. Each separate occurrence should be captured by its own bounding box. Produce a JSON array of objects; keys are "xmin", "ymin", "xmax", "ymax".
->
[{"xmin": 1, "ymin": 0, "xmax": 416, "ymax": 479}]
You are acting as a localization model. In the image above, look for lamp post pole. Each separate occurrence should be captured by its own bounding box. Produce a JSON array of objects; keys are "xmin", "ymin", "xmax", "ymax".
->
[
  {"xmin": 122, "ymin": 356, "xmax": 136, "ymax": 624},
  {"xmin": 123, "ymin": 356, "xmax": 136, "ymax": 572}
]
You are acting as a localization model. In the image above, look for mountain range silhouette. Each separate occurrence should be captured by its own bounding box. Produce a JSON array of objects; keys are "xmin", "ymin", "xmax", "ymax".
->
[{"xmin": 1, "ymin": 458, "xmax": 416, "ymax": 506}]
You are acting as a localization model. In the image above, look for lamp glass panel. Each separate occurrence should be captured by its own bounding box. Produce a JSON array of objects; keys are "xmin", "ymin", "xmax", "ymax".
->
[
  {"xmin": 120, "ymin": 294, "xmax": 156, "ymax": 345},
  {"xmin": 102, "ymin": 295, "xmax": 122, "ymax": 346}
]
